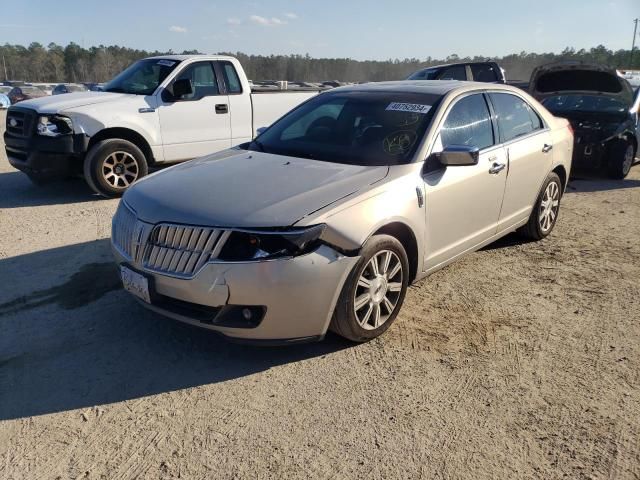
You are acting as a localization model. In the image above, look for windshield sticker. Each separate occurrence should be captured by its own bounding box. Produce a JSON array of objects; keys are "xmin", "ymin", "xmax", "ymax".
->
[
  {"xmin": 157, "ymin": 60, "xmax": 176, "ymax": 67},
  {"xmin": 386, "ymin": 102, "xmax": 432, "ymax": 114}
]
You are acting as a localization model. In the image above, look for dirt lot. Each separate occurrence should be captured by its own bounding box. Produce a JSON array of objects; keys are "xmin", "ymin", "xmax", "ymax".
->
[{"xmin": 0, "ymin": 108, "xmax": 639, "ymax": 480}]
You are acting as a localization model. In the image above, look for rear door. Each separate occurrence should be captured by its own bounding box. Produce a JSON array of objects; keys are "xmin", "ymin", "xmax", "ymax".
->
[
  {"xmin": 488, "ymin": 92, "xmax": 553, "ymax": 231},
  {"xmin": 157, "ymin": 61, "xmax": 231, "ymax": 161},
  {"xmin": 423, "ymin": 92, "xmax": 508, "ymax": 270}
]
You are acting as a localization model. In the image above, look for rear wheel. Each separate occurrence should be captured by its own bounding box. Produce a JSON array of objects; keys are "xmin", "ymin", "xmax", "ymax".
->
[
  {"xmin": 83, "ymin": 138, "xmax": 148, "ymax": 197},
  {"xmin": 330, "ymin": 234, "xmax": 409, "ymax": 342},
  {"xmin": 608, "ymin": 140, "xmax": 635, "ymax": 179},
  {"xmin": 518, "ymin": 172, "xmax": 562, "ymax": 241}
]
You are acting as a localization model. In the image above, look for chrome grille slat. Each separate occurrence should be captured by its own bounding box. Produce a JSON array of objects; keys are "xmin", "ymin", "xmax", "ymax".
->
[
  {"xmin": 111, "ymin": 202, "xmax": 138, "ymax": 260},
  {"xmin": 141, "ymin": 224, "xmax": 227, "ymax": 277}
]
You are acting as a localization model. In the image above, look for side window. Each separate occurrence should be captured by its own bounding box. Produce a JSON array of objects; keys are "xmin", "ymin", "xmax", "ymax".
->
[
  {"xmin": 470, "ymin": 64, "xmax": 499, "ymax": 82},
  {"xmin": 221, "ymin": 61, "xmax": 243, "ymax": 94},
  {"xmin": 173, "ymin": 62, "xmax": 218, "ymax": 100},
  {"xmin": 439, "ymin": 94, "xmax": 494, "ymax": 151},
  {"xmin": 490, "ymin": 93, "xmax": 537, "ymax": 142},
  {"xmin": 439, "ymin": 65, "xmax": 467, "ymax": 81}
]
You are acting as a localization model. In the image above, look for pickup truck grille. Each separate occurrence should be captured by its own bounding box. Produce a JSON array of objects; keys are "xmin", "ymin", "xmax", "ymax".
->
[
  {"xmin": 112, "ymin": 202, "xmax": 230, "ymax": 277},
  {"xmin": 144, "ymin": 225, "xmax": 229, "ymax": 277},
  {"xmin": 6, "ymin": 108, "xmax": 36, "ymax": 137}
]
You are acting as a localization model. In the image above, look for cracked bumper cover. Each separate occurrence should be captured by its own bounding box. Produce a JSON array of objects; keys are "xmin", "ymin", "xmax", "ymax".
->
[{"xmin": 112, "ymin": 243, "xmax": 360, "ymax": 343}]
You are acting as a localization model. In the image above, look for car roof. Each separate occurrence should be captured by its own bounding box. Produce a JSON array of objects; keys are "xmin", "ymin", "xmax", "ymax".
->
[
  {"xmin": 145, "ymin": 54, "xmax": 237, "ymax": 62},
  {"xmin": 330, "ymin": 80, "xmax": 520, "ymax": 96}
]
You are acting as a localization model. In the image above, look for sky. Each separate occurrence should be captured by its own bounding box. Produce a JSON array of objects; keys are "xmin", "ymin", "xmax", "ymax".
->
[{"xmin": 1, "ymin": 0, "xmax": 638, "ymax": 60}]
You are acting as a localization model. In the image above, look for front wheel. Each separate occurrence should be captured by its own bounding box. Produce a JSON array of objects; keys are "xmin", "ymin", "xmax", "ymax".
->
[
  {"xmin": 83, "ymin": 138, "xmax": 148, "ymax": 197},
  {"xmin": 330, "ymin": 234, "xmax": 409, "ymax": 342},
  {"xmin": 518, "ymin": 172, "xmax": 562, "ymax": 241}
]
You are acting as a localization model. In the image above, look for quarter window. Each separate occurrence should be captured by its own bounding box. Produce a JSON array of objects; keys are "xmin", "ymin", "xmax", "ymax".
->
[
  {"xmin": 439, "ymin": 65, "xmax": 467, "ymax": 81},
  {"xmin": 173, "ymin": 62, "xmax": 218, "ymax": 100},
  {"xmin": 439, "ymin": 94, "xmax": 494, "ymax": 150},
  {"xmin": 490, "ymin": 93, "xmax": 542, "ymax": 142},
  {"xmin": 470, "ymin": 64, "xmax": 499, "ymax": 82},
  {"xmin": 221, "ymin": 61, "xmax": 243, "ymax": 94}
]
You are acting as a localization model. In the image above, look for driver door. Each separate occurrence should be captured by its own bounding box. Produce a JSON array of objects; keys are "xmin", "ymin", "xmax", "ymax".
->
[
  {"xmin": 157, "ymin": 61, "xmax": 231, "ymax": 161},
  {"xmin": 423, "ymin": 93, "xmax": 507, "ymax": 271}
]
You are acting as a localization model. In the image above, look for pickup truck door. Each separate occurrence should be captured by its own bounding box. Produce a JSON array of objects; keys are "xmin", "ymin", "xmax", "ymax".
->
[
  {"xmin": 423, "ymin": 93, "xmax": 507, "ymax": 271},
  {"xmin": 487, "ymin": 92, "xmax": 553, "ymax": 231},
  {"xmin": 157, "ymin": 61, "xmax": 231, "ymax": 162}
]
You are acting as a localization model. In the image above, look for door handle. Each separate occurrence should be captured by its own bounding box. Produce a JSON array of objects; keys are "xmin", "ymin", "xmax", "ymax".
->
[
  {"xmin": 489, "ymin": 162, "xmax": 506, "ymax": 174},
  {"xmin": 542, "ymin": 143, "xmax": 553, "ymax": 153},
  {"xmin": 215, "ymin": 104, "xmax": 228, "ymax": 114}
]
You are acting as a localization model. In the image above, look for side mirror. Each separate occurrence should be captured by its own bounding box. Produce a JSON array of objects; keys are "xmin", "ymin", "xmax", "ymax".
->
[
  {"xmin": 256, "ymin": 127, "xmax": 268, "ymax": 136},
  {"xmin": 171, "ymin": 78, "xmax": 193, "ymax": 99},
  {"xmin": 434, "ymin": 145, "xmax": 479, "ymax": 166}
]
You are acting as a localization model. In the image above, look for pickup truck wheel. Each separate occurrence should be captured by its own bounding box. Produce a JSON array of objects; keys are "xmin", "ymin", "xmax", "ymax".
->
[
  {"xmin": 607, "ymin": 140, "xmax": 635, "ymax": 179},
  {"xmin": 84, "ymin": 139, "xmax": 148, "ymax": 197},
  {"xmin": 330, "ymin": 234, "xmax": 409, "ymax": 342},
  {"xmin": 518, "ymin": 172, "xmax": 562, "ymax": 241}
]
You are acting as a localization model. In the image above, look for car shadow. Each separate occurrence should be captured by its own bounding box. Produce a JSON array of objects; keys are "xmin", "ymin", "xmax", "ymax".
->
[
  {"xmin": 0, "ymin": 239, "xmax": 352, "ymax": 420},
  {"xmin": 0, "ymin": 171, "xmax": 103, "ymax": 208},
  {"xmin": 481, "ymin": 232, "xmax": 534, "ymax": 251},
  {"xmin": 566, "ymin": 176, "xmax": 640, "ymax": 193}
]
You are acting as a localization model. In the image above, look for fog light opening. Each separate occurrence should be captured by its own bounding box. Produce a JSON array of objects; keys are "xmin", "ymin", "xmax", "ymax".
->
[{"xmin": 242, "ymin": 308, "xmax": 253, "ymax": 321}]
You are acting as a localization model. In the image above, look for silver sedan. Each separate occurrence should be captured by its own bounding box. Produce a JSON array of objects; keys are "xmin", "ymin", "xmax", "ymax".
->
[{"xmin": 111, "ymin": 81, "xmax": 573, "ymax": 344}]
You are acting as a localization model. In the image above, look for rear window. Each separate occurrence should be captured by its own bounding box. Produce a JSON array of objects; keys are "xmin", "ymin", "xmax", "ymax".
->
[
  {"xmin": 471, "ymin": 64, "xmax": 499, "ymax": 82},
  {"xmin": 536, "ymin": 70, "xmax": 622, "ymax": 94}
]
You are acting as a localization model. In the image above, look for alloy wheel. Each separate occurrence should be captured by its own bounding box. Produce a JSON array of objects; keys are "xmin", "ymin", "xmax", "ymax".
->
[
  {"xmin": 102, "ymin": 151, "xmax": 139, "ymax": 189},
  {"xmin": 539, "ymin": 180, "xmax": 560, "ymax": 233},
  {"xmin": 353, "ymin": 250, "xmax": 403, "ymax": 330}
]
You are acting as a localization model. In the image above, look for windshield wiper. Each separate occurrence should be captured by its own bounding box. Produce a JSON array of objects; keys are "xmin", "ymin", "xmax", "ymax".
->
[
  {"xmin": 250, "ymin": 139, "xmax": 265, "ymax": 152},
  {"xmin": 104, "ymin": 87, "xmax": 126, "ymax": 93}
]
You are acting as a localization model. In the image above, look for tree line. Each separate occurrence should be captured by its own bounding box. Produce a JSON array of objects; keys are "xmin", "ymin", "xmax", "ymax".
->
[{"xmin": 1, "ymin": 42, "xmax": 638, "ymax": 84}]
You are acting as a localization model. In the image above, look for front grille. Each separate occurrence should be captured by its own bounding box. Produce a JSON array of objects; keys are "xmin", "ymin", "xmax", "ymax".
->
[
  {"xmin": 143, "ymin": 224, "xmax": 229, "ymax": 276},
  {"xmin": 112, "ymin": 202, "xmax": 139, "ymax": 260},
  {"xmin": 6, "ymin": 108, "xmax": 35, "ymax": 137},
  {"xmin": 112, "ymin": 203, "xmax": 231, "ymax": 277}
]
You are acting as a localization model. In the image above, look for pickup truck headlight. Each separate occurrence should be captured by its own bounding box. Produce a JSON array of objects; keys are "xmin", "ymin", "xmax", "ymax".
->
[
  {"xmin": 36, "ymin": 115, "xmax": 73, "ymax": 137},
  {"xmin": 218, "ymin": 224, "xmax": 326, "ymax": 261}
]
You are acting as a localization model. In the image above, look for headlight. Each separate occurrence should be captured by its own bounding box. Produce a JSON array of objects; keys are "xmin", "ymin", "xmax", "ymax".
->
[
  {"xmin": 218, "ymin": 224, "xmax": 326, "ymax": 261},
  {"xmin": 37, "ymin": 115, "xmax": 73, "ymax": 137}
]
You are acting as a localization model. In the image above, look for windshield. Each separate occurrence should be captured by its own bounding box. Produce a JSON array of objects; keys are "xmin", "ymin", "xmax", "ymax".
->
[
  {"xmin": 250, "ymin": 91, "xmax": 442, "ymax": 165},
  {"xmin": 542, "ymin": 94, "xmax": 629, "ymax": 114},
  {"xmin": 67, "ymin": 84, "xmax": 88, "ymax": 92},
  {"xmin": 103, "ymin": 58, "xmax": 181, "ymax": 95}
]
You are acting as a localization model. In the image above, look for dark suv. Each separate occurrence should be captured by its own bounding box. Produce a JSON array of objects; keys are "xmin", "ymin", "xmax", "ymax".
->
[{"xmin": 407, "ymin": 62, "xmax": 506, "ymax": 83}]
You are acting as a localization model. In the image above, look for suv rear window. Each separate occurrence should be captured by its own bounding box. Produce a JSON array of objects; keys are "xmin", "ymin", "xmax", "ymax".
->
[{"xmin": 471, "ymin": 64, "xmax": 499, "ymax": 82}]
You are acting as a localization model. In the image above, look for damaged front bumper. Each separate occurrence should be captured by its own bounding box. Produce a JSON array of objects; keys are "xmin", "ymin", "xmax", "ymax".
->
[{"xmin": 112, "ymin": 243, "xmax": 360, "ymax": 344}]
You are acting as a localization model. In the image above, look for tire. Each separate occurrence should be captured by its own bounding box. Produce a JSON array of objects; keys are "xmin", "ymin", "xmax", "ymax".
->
[
  {"xmin": 330, "ymin": 234, "xmax": 409, "ymax": 342},
  {"xmin": 83, "ymin": 138, "xmax": 148, "ymax": 197},
  {"xmin": 518, "ymin": 172, "xmax": 562, "ymax": 241},
  {"xmin": 607, "ymin": 140, "xmax": 635, "ymax": 180}
]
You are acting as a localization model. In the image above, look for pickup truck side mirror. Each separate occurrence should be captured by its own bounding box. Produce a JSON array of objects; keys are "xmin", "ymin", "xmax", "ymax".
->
[
  {"xmin": 433, "ymin": 145, "xmax": 479, "ymax": 166},
  {"xmin": 171, "ymin": 78, "xmax": 193, "ymax": 99}
]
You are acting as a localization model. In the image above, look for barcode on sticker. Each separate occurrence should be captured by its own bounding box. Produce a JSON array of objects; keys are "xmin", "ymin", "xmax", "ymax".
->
[{"xmin": 386, "ymin": 103, "xmax": 432, "ymax": 114}]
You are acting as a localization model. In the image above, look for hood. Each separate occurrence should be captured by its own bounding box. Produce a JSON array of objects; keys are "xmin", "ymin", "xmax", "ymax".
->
[
  {"xmin": 15, "ymin": 92, "xmax": 135, "ymax": 114},
  {"xmin": 124, "ymin": 149, "xmax": 389, "ymax": 227},
  {"xmin": 529, "ymin": 62, "xmax": 633, "ymax": 103}
]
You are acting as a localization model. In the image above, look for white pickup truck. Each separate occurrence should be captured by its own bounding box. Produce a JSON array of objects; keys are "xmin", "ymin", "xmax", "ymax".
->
[{"xmin": 4, "ymin": 55, "xmax": 322, "ymax": 196}]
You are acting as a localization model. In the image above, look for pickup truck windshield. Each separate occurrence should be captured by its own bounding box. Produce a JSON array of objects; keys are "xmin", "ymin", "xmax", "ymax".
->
[
  {"xmin": 542, "ymin": 95, "xmax": 629, "ymax": 114},
  {"xmin": 251, "ymin": 91, "xmax": 442, "ymax": 166},
  {"xmin": 103, "ymin": 59, "xmax": 181, "ymax": 95}
]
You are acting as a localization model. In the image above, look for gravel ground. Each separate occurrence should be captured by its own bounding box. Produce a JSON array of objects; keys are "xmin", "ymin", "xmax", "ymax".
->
[{"xmin": 1, "ymin": 108, "xmax": 639, "ymax": 479}]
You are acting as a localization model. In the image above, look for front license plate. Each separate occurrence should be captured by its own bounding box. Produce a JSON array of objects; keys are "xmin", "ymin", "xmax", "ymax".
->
[{"xmin": 120, "ymin": 266, "xmax": 151, "ymax": 304}]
